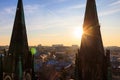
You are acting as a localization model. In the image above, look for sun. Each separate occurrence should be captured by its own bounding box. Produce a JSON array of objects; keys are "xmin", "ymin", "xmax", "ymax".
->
[{"xmin": 73, "ymin": 27, "xmax": 83, "ymax": 39}]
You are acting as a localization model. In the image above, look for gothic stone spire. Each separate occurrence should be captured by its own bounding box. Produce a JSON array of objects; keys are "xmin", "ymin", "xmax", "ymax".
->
[
  {"xmin": 77, "ymin": 0, "xmax": 107, "ymax": 80},
  {"xmin": 8, "ymin": 0, "xmax": 29, "ymax": 56},
  {"xmin": 4, "ymin": 0, "xmax": 32, "ymax": 79}
]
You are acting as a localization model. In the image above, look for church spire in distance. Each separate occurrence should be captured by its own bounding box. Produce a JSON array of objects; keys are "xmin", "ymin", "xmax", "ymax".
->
[{"xmin": 75, "ymin": 0, "xmax": 107, "ymax": 80}]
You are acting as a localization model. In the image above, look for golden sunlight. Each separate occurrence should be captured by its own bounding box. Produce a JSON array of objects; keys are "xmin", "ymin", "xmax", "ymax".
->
[{"xmin": 73, "ymin": 27, "xmax": 83, "ymax": 39}]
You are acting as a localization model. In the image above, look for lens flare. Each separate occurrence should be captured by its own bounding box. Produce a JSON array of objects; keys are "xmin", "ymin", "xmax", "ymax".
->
[{"xmin": 30, "ymin": 48, "xmax": 37, "ymax": 55}]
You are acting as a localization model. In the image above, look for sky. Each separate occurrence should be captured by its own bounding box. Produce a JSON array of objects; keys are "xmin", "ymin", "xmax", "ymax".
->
[{"xmin": 0, "ymin": 0, "xmax": 120, "ymax": 46}]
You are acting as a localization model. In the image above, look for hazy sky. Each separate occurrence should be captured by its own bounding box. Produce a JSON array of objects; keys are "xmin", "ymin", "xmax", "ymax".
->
[{"xmin": 0, "ymin": 0, "xmax": 120, "ymax": 46}]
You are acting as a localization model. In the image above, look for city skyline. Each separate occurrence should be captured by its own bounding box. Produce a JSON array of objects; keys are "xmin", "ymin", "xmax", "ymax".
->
[{"xmin": 0, "ymin": 0, "xmax": 120, "ymax": 46}]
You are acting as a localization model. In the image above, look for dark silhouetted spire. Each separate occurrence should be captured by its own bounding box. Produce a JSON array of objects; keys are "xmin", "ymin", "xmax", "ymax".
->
[
  {"xmin": 81, "ymin": 0, "xmax": 104, "ymax": 55},
  {"xmin": 8, "ymin": 0, "xmax": 29, "ymax": 56},
  {"xmin": 76, "ymin": 0, "xmax": 107, "ymax": 80},
  {"xmin": 3, "ymin": 0, "xmax": 33, "ymax": 80},
  {"xmin": 8, "ymin": 0, "xmax": 29, "ymax": 79},
  {"xmin": 83, "ymin": 0, "xmax": 99, "ymax": 30}
]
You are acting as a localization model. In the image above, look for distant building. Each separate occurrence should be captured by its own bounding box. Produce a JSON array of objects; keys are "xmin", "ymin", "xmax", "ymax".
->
[
  {"xmin": 52, "ymin": 44, "xmax": 64, "ymax": 47},
  {"xmin": 72, "ymin": 45, "xmax": 79, "ymax": 48}
]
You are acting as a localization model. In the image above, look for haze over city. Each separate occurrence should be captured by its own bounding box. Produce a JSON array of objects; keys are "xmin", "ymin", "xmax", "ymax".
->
[
  {"xmin": 0, "ymin": 0, "xmax": 120, "ymax": 46},
  {"xmin": 0, "ymin": 0, "xmax": 120, "ymax": 80}
]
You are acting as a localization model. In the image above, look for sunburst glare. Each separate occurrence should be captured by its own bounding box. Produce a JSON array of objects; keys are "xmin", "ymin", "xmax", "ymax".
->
[{"xmin": 73, "ymin": 27, "xmax": 83, "ymax": 39}]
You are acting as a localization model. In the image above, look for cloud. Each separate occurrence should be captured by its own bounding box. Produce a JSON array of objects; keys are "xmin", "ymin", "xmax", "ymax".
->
[
  {"xmin": 51, "ymin": 0, "xmax": 68, "ymax": 3},
  {"xmin": 66, "ymin": 4, "xmax": 85, "ymax": 9},
  {"xmin": 57, "ymin": 4, "xmax": 85, "ymax": 13},
  {"xmin": 24, "ymin": 4, "xmax": 40, "ymax": 13},
  {"xmin": 1, "ymin": 4, "xmax": 40, "ymax": 15},
  {"xmin": 0, "ymin": 4, "xmax": 43, "ymax": 33},
  {"xmin": 99, "ymin": 8, "xmax": 120, "ymax": 16},
  {"xmin": 99, "ymin": 0, "xmax": 120, "ymax": 16},
  {"xmin": 110, "ymin": 0, "xmax": 120, "ymax": 6},
  {"xmin": 4, "ymin": 7, "xmax": 15, "ymax": 14},
  {"xmin": 57, "ymin": 0, "xmax": 68, "ymax": 2},
  {"xmin": 27, "ymin": 15, "xmax": 83, "ymax": 31}
]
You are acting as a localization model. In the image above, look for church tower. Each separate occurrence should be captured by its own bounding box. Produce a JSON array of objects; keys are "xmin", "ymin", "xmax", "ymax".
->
[
  {"xmin": 75, "ymin": 0, "xmax": 107, "ymax": 80},
  {"xmin": 3, "ymin": 0, "xmax": 33, "ymax": 80}
]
